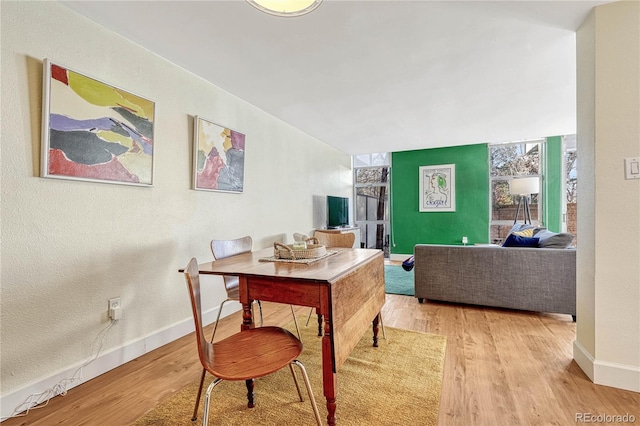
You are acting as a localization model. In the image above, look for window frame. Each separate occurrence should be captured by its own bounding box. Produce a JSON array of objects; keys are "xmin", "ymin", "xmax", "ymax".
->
[
  {"xmin": 353, "ymin": 153, "xmax": 390, "ymax": 254},
  {"xmin": 488, "ymin": 139, "xmax": 545, "ymax": 243}
]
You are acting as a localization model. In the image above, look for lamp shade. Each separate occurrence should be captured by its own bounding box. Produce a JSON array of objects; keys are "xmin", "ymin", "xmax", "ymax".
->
[
  {"xmin": 509, "ymin": 177, "xmax": 540, "ymax": 195},
  {"xmin": 246, "ymin": 0, "xmax": 322, "ymax": 17}
]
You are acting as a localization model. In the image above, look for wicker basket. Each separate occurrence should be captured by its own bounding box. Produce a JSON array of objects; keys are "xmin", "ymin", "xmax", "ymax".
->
[{"xmin": 274, "ymin": 238, "xmax": 327, "ymax": 260}]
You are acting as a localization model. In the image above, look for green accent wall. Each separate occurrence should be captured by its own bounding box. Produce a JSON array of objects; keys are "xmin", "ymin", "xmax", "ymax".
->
[
  {"xmin": 544, "ymin": 136, "xmax": 563, "ymax": 232},
  {"xmin": 391, "ymin": 144, "xmax": 490, "ymax": 254},
  {"xmin": 390, "ymin": 136, "xmax": 566, "ymax": 255}
]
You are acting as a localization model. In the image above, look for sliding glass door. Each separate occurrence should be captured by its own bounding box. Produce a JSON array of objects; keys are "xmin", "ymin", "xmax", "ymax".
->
[{"xmin": 353, "ymin": 153, "xmax": 390, "ymax": 257}]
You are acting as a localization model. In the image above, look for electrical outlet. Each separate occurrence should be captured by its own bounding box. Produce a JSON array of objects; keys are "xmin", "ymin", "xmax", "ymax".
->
[{"xmin": 108, "ymin": 297, "xmax": 122, "ymax": 320}]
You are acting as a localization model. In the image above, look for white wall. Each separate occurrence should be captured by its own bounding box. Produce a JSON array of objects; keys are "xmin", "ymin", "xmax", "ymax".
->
[
  {"xmin": 574, "ymin": 0, "xmax": 640, "ymax": 392},
  {"xmin": 0, "ymin": 1, "xmax": 352, "ymax": 417}
]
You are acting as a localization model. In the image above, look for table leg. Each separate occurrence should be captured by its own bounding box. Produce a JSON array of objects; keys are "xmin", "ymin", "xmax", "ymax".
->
[
  {"xmin": 240, "ymin": 277, "xmax": 254, "ymax": 331},
  {"xmin": 240, "ymin": 277, "xmax": 256, "ymax": 408},
  {"xmin": 322, "ymin": 318, "xmax": 337, "ymax": 426},
  {"xmin": 372, "ymin": 313, "xmax": 380, "ymax": 347},
  {"xmin": 245, "ymin": 379, "xmax": 255, "ymax": 408},
  {"xmin": 241, "ymin": 299, "xmax": 254, "ymax": 331}
]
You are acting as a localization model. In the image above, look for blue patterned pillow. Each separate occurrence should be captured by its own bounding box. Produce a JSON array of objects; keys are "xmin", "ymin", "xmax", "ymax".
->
[{"xmin": 502, "ymin": 234, "xmax": 540, "ymax": 248}]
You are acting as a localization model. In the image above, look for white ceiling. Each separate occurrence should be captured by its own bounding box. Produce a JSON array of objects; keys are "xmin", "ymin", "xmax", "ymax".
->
[{"xmin": 62, "ymin": 0, "xmax": 612, "ymax": 155}]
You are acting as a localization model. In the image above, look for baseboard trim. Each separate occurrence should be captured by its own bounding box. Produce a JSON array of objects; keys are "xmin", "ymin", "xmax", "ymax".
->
[
  {"xmin": 573, "ymin": 340, "xmax": 640, "ymax": 392},
  {"xmin": 389, "ymin": 253, "xmax": 411, "ymax": 262},
  {"xmin": 573, "ymin": 340, "xmax": 596, "ymax": 381},
  {"xmin": 593, "ymin": 360, "xmax": 640, "ymax": 393},
  {"xmin": 0, "ymin": 304, "xmax": 239, "ymax": 422}
]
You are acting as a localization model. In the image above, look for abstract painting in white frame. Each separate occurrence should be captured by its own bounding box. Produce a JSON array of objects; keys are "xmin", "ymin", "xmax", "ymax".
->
[
  {"xmin": 193, "ymin": 116, "xmax": 245, "ymax": 193},
  {"xmin": 41, "ymin": 59, "xmax": 155, "ymax": 186}
]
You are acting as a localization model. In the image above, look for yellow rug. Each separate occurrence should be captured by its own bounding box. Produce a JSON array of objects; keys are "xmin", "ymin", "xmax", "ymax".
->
[{"xmin": 133, "ymin": 320, "xmax": 446, "ymax": 425}]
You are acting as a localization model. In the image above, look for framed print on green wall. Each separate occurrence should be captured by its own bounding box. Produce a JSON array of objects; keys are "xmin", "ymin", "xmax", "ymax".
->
[{"xmin": 419, "ymin": 164, "xmax": 456, "ymax": 212}]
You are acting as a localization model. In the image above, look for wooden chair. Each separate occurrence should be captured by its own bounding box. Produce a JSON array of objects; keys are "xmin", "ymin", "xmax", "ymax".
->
[
  {"xmin": 306, "ymin": 231, "xmax": 386, "ymax": 339},
  {"xmin": 293, "ymin": 232, "xmax": 310, "ymax": 242},
  {"xmin": 191, "ymin": 236, "xmax": 301, "ymax": 421},
  {"xmin": 313, "ymin": 230, "xmax": 355, "ymax": 248},
  {"xmin": 209, "ymin": 236, "xmax": 261, "ymax": 340},
  {"xmin": 183, "ymin": 258, "xmax": 322, "ymax": 426},
  {"xmin": 210, "ymin": 236, "xmax": 301, "ymax": 340}
]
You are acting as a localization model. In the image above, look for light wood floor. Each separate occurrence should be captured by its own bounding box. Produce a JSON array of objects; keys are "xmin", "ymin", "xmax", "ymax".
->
[{"xmin": 4, "ymin": 295, "xmax": 639, "ymax": 425}]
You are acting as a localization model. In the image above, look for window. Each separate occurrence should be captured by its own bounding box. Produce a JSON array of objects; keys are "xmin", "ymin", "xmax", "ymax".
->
[
  {"xmin": 564, "ymin": 134, "xmax": 577, "ymax": 240},
  {"xmin": 353, "ymin": 153, "xmax": 390, "ymax": 256},
  {"xmin": 489, "ymin": 140, "xmax": 543, "ymax": 244}
]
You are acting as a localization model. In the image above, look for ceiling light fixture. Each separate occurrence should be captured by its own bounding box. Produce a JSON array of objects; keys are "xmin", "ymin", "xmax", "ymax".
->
[{"xmin": 246, "ymin": 0, "xmax": 322, "ymax": 17}]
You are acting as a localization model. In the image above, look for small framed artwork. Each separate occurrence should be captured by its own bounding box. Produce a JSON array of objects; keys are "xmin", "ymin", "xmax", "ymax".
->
[
  {"xmin": 41, "ymin": 59, "xmax": 155, "ymax": 186},
  {"xmin": 193, "ymin": 116, "xmax": 245, "ymax": 193},
  {"xmin": 419, "ymin": 164, "xmax": 456, "ymax": 212}
]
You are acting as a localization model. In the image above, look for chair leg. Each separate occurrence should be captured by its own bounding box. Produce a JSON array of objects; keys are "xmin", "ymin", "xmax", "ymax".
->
[
  {"xmin": 192, "ymin": 299, "xmax": 228, "ymax": 421},
  {"xmin": 288, "ymin": 363, "xmax": 304, "ymax": 401},
  {"xmin": 191, "ymin": 369, "xmax": 207, "ymax": 421},
  {"xmin": 202, "ymin": 377, "xmax": 223, "ymax": 426},
  {"xmin": 292, "ymin": 360, "xmax": 322, "ymax": 426},
  {"xmin": 305, "ymin": 307, "xmax": 314, "ymax": 326},
  {"xmin": 380, "ymin": 313, "xmax": 386, "ymax": 339},
  {"xmin": 211, "ymin": 299, "xmax": 229, "ymax": 343},
  {"xmin": 290, "ymin": 305, "xmax": 301, "ymax": 340},
  {"xmin": 256, "ymin": 300, "xmax": 264, "ymax": 327},
  {"xmin": 200, "ymin": 364, "xmax": 319, "ymax": 426}
]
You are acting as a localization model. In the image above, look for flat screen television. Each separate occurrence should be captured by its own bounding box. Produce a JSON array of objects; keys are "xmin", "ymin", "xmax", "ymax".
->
[{"xmin": 327, "ymin": 196, "xmax": 349, "ymax": 228}]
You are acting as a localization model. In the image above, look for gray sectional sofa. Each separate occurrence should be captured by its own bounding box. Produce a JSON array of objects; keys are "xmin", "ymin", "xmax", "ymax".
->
[{"xmin": 414, "ymin": 244, "xmax": 576, "ymax": 320}]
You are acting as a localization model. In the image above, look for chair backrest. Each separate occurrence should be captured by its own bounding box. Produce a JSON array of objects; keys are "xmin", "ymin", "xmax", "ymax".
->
[
  {"xmin": 211, "ymin": 236, "xmax": 253, "ymax": 261},
  {"xmin": 183, "ymin": 258, "xmax": 214, "ymax": 371},
  {"xmin": 293, "ymin": 232, "xmax": 309, "ymax": 242},
  {"xmin": 211, "ymin": 236, "xmax": 252, "ymax": 293},
  {"xmin": 314, "ymin": 231, "xmax": 355, "ymax": 248}
]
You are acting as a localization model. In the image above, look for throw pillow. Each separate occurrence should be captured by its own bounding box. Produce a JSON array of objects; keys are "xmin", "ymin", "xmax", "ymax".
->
[
  {"xmin": 535, "ymin": 229, "xmax": 575, "ymax": 248},
  {"xmin": 508, "ymin": 223, "xmax": 537, "ymax": 234},
  {"xmin": 533, "ymin": 227, "xmax": 547, "ymax": 235},
  {"xmin": 513, "ymin": 229, "xmax": 535, "ymax": 237},
  {"xmin": 502, "ymin": 234, "xmax": 540, "ymax": 248}
]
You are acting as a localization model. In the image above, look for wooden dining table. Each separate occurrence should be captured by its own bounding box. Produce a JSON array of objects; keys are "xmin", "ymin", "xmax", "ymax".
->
[{"xmin": 182, "ymin": 247, "xmax": 385, "ymax": 425}]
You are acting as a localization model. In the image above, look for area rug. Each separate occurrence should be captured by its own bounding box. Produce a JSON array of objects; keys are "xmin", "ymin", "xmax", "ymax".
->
[
  {"xmin": 384, "ymin": 264, "xmax": 415, "ymax": 296},
  {"xmin": 133, "ymin": 319, "xmax": 446, "ymax": 426}
]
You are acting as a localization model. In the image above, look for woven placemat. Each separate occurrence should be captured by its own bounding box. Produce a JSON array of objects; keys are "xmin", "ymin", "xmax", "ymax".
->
[{"xmin": 259, "ymin": 250, "xmax": 338, "ymax": 264}]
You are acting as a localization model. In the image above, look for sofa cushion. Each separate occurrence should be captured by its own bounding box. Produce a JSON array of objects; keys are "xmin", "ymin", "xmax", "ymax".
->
[
  {"xmin": 513, "ymin": 228, "xmax": 535, "ymax": 237},
  {"xmin": 502, "ymin": 234, "xmax": 540, "ymax": 247},
  {"xmin": 535, "ymin": 229, "xmax": 575, "ymax": 248}
]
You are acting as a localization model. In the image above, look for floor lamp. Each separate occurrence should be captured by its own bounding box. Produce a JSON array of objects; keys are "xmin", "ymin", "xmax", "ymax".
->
[{"xmin": 509, "ymin": 177, "xmax": 539, "ymax": 225}]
